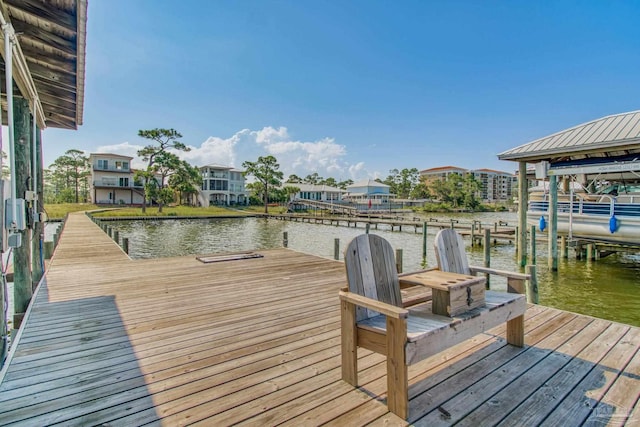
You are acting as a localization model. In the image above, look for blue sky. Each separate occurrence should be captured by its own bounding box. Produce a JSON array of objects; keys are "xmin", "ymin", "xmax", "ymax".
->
[{"xmin": 43, "ymin": 0, "xmax": 640, "ymax": 180}]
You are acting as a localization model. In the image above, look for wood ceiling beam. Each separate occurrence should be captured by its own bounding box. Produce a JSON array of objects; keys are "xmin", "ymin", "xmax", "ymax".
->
[{"xmin": 5, "ymin": 0, "xmax": 76, "ymax": 33}]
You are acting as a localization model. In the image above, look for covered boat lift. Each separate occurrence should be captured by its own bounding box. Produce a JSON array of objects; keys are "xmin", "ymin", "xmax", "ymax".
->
[
  {"xmin": 0, "ymin": 0, "xmax": 87, "ymax": 364},
  {"xmin": 498, "ymin": 111, "xmax": 640, "ymax": 270}
]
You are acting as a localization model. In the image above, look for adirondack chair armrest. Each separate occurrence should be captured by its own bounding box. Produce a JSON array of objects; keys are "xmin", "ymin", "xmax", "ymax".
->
[
  {"xmin": 339, "ymin": 290, "xmax": 409, "ymax": 319},
  {"xmin": 468, "ymin": 266, "xmax": 530, "ymax": 281},
  {"xmin": 398, "ymin": 267, "xmax": 439, "ymax": 288},
  {"xmin": 398, "ymin": 267, "xmax": 439, "ymax": 277}
]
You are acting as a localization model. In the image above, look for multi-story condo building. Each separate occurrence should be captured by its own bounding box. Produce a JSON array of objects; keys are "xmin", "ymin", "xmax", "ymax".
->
[
  {"xmin": 419, "ymin": 165, "xmax": 516, "ymax": 202},
  {"xmin": 419, "ymin": 166, "xmax": 467, "ymax": 186},
  {"xmin": 199, "ymin": 164, "xmax": 248, "ymax": 206},
  {"xmin": 88, "ymin": 153, "xmax": 144, "ymax": 205},
  {"xmin": 470, "ymin": 169, "xmax": 516, "ymax": 202}
]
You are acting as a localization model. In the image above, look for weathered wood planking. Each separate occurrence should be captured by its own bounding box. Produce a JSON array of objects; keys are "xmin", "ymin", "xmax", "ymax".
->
[{"xmin": 0, "ymin": 212, "xmax": 638, "ymax": 426}]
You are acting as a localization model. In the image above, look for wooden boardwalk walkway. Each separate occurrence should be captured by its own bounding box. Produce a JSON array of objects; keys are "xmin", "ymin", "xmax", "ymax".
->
[{"xmin": 0, "ymin": 213, "xmax": 638, "ymax": 426}]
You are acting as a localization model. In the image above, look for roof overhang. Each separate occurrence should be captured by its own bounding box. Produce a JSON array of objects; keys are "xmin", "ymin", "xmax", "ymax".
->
[
  {"xmin": 0, "ymin": 0, "xmax": 87, "ymax": 130},
  {"xmin": 498, "ymin": 111, "xmax": 640, "ymax": 164}
]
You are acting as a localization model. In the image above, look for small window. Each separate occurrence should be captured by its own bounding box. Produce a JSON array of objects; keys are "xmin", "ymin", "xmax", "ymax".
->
[{"xmin": 97, "ymin": 159, "xmax": 108, "ymax": 169}]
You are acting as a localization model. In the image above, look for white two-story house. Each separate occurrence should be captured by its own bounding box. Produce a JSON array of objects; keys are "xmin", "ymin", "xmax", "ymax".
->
[
  {"xmin": 200, "ymin": 164, "xmax": 249, "ymax": 206},
  {"xmin": 88, "ymin": 153, "xmax": 144, "ymax": 205}
]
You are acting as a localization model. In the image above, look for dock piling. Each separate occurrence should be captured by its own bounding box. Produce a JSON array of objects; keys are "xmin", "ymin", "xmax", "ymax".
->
[
  {"xmin": 483, "ymin": 228, "xmax": 491, "ymax": 289},
  {"xmin": 526, "ymin": 265, "xmax": 539, "ymax": 304},
  {"xmin": 529, "ymin": 225, "xmax": 536, "ymax": 265},
  {"xmin": 334, "ymin": 238, "xmax": 340, "ymax": 260},
  {"xmin": 283, "ymin": 232, "xmax": 288, "ymax": 248},
  {"xmin": 395, "ymin": 249, "xmax": 403, "ymax": 274},
  {"xmin": 422, "ymin": 222, "xmax": 427, "ymax": 259},
  {"xmin": 123, "ymin": 238, "xmax": 129, "ymax": 254}
]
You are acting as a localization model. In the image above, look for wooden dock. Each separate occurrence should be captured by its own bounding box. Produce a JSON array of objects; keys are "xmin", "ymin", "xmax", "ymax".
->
[{"xmin": 0, "ymin": 213, "xmax": 638, "ymax": 426}]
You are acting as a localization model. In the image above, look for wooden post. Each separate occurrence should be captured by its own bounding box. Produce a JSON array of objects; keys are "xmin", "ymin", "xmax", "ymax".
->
[
  {"xmin": 334, "ymin": 238, "xmax": 340, "ymax": 260},
  {"xmin": 529, "ymin": 225, "xmax": 536, "ymax": 265},
  {"xmin": 494, "ymin": 222, "xmax": 498, "ymax": 233},
  {"xmin": 283, "ymin": 231, "xmax": 288, "ymax": 248},
  {"xmin": 526, "ymin": 265, "xmax": 539, "ymax": 304},
  {"xmin": 44, "ymin": 241, "xmax": 54, "ymax": 260},
  {"xmin": 395, "ymin": 249, "xmax": 403, "ymax": 274},
  {"xmin": 123, "ymin": 237, "xmax": 129, "ymax": 254},
  {"xmin": 514, "ymin": 225, "xmax": 519, "ymax": 257},
  {"xmin": 548, "ymin": 175, "xmax": 558, "ymax": 271},
  {"xmin": 114, "ymin": 230, "xmax": 120, "ymax": 243},
  {"xmin": 107, "ymin": 227, "xmax": 113, "ymax": 238},
  {"xmin": 483, "ymin": 228, "xmax": 490, "ymax": 289},
  {"xmin": 31, "ymin": 125, "xmax": 44, "ymax": 287},
  {"xmin": 365, "ymin": 223, "xmax": 370, "ymax": 234},
  {"xmin": 422, "ymin": 222, "xmax": 427, "ymax": 259},
  {"xmin": 470, "ymin": 221, "xmax": 475, "ymax": 247},
  {"xmin": 586, "ymin": 243, "xmax": 594, "ymax": 262},
  {"xmin": 560, "ymin": 235, "xmax": 568, "ymax": 259},
  {"xmin": 13, "ymin": 97, "xmax": 33, "ymax": 328},
  {"xmin": 450, "ymin": 219, "xmax": 455, "ymax": 229},
  {"xmin": 517, "ymin": 161, "xmax": 528, "ymax": 267}
]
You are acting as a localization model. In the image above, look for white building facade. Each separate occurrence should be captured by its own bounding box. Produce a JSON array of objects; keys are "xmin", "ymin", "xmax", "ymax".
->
[
  {"xmin": 288, "ymin": 183, "xmax": 345, "ymax": 202},
  {"xmin": 88, "ymin": 153, "xmax": 144, "ymax": 205},
  {"xmin": 200, "ymin": 165, "xmax": 248, "ymax": 206}
]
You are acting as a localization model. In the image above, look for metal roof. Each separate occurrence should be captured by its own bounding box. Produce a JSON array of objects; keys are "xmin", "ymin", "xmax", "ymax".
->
[
  {"xmin": 498, "ymin": 111, "xmax": 640, "ymax": 163},
  {"xmin": 0, "ymin": 0, "xmax": 87, "ymax": 130}
]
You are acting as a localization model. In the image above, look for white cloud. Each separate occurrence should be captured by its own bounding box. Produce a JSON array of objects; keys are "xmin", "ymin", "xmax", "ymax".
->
[{"xmin": 97, "ymin": 126, "xmax": 374, "ymax": 180}]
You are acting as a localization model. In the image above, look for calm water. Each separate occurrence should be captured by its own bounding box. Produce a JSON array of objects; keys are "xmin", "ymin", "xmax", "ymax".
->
[{"xmin": 107, "ymin": 213, "xmax": 640, "ymax": 327}]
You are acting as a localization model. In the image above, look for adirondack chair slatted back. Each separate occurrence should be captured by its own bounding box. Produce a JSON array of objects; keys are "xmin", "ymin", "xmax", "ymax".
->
[
  {"xmin": 344, "ymin": 234, "xmax": 402, "ymax": 321},
  {"xmin": 434, "ymin": 229, "xmax": 471, "ymax": 275}
]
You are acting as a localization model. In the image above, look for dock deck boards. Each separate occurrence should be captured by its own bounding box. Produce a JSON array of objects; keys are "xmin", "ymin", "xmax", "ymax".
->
[{"xmin": 0, "ymin": 213, "xmax": 638, "ymax": 426}]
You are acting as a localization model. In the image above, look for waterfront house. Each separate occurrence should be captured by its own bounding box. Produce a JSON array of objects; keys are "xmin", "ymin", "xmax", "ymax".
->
[
  {"xmin": 344, "ymin": 179, "xmax": 391, "ymax": 205},
  {"xmin": 199, "ymin": 164, "xmax": 249, "ymax": 206},
  {"xmin": 288, "ymin": 183, "xmax": 346, "ymax": 202},
  {"xmin": 88, "ymin": 153, "xmax": 144, "ymax": 205}
]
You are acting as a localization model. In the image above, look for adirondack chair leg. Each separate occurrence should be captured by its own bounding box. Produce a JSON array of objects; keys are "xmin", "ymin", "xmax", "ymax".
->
[
  {"xmin": 507, "ymin": 278, "xmax": 525, "ymax": 347},
  {"xmin": 507, "ymin": 315, "xmax": 525, "ymax": 347},
  {"xmin": 341, "ymin": 299, "xmax": 358, "ymax": 385},
  {"xmin": 386, "ymin": 316, "xmax": 408, "ymax": 419}
]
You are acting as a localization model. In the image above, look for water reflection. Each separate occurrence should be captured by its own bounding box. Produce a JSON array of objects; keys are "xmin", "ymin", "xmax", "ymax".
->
[{"xmin": 107, "ymin": 214, "xmax": 640, "ymax": 327}]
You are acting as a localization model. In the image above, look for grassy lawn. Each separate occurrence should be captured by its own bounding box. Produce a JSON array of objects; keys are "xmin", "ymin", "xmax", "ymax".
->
[
  {"xmin": 44, "ymin": 203, "xmax": 101, "ymax": 219},
  {"xmin": 44, "ymin": 204, "xmax": 290, "ymax": 220}
]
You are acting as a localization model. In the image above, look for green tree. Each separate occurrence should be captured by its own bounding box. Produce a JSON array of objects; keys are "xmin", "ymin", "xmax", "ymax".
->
[
  {"xmin": 384, "ymin": 168, "xmax": 419, "ymax": 199},
  {"xmin": 304, "ymin": 173, "xmax": 322, "ymax": 185},
  {"xmin": 427, "ymin": 173, "xmax": 481, "ymax": 210},
  {"xmin": 410, "ymin": 175, "xmax": 431, "ymax": 200},
  {"xmin": 169, "ymin": 161, "xmax": 202, "ymax": 205},
  {"xmin": 46, "ymin": 149, "xmax": 90, "ymax": 203},
  {"xmin": 321, "ymin": 177, "xmax": 337, "ymax": 187},
  {"xmin": 337, "ymin": 179, "xmax": 353, "ymax": 190},
  {"xmin": 283, "ymin": 185, "xmax": 301, "ymax": 201},
  {"xmin": 136, "ymin": 128, "xmax": 190, "ymax": 213},
  {"xmin": 286, "ymin": 174, "xmax": 303, "ymax": 183},
  {"xmin": 242, "ymin": 155, "xmax": 284, "ymax": 213}
]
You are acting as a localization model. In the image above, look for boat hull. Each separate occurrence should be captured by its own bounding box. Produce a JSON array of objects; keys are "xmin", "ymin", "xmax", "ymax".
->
[{"xmin": 528, "ymin": 211, "xmax": 640, "ymax": 245}]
